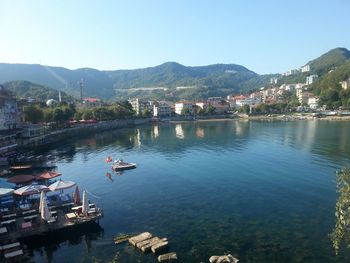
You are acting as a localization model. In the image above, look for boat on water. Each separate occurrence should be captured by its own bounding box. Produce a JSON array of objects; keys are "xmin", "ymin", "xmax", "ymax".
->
[{"xmin": 111, "ymin": 159, "xmax": 137, "ymax": 171}]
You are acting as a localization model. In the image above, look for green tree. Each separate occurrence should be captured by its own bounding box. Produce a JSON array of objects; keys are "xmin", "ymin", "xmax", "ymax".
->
[
  {"xmin": 331, "ymin": 168, "xmax": 350, "ymax": 255},
  {"xmin": 23, "ymin": 105, "xmax": 44, "ymax": 123},
  {"xmin": 43, "ymin": 108, "xmax": 54, "ymax": 123},
  {"xmin": 181, "ymin": 107, "xmax": 191, "ymax": 115},
  {"xmin": 207, "ymin": 104, "xmax": 216, "ymax": 115}
]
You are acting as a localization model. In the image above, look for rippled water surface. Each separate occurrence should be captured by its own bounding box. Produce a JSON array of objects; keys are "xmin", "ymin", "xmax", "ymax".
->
[{"xmin": 26, "ymin": 120, "xmax": 350, "ymax": 262}]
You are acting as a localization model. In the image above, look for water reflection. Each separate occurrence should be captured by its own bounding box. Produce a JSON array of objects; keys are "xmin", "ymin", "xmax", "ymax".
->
[
  {"xmin": 175, "ymin": 124, "xmax": 184, "ymax": 139},
  {"xmin": 48, "ymin": 120, "xmax": 350, "ymax": 163},
  {"xmin": 24, "ymin": 223, "xmax": 104, "ymax": 262}
]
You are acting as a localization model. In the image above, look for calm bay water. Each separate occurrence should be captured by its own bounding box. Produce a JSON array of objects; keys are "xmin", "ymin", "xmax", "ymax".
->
[{"xmin": 28, "ymin": 120, "xmax": 350, "ymax": 262}]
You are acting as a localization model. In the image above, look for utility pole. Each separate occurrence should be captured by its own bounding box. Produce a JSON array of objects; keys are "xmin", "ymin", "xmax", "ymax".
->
[{"xmin": 79, "ymin": 79, "xmax": 84, "ymax": 101}]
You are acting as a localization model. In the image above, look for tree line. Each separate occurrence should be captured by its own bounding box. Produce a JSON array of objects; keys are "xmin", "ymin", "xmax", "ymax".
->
[{"xmin": 23, "ymin": 101, "xmax": 135, "ymax": 124}]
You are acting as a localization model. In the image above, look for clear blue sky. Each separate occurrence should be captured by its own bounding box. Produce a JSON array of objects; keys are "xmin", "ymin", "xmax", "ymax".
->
[{"xmin": 0, "ymin": 0, "xmax": 349, "ymax": 74}]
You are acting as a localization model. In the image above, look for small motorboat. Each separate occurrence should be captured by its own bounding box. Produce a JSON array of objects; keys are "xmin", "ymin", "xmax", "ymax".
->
[{"xmin": 111, "ymin": 159, "xmax": 136, "ymax": 171}]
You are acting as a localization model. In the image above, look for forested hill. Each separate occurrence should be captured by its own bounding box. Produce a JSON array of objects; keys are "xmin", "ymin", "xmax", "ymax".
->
[
  {"xmin": 0, "ymin": 62, "xmax": 271, "ymax": 100},
  {"xmin": 0, "ymin": 47, "xmax": 349, "ymax": 102},
  {"xmin": 2, "ymin": 80, "xmax": 74, "ymax": 102}
]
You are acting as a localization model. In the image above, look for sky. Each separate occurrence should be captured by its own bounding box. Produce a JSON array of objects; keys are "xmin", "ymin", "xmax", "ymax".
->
[{"xmin": 0, "ymin": 0, "xmax": 349, "ymax": 74}]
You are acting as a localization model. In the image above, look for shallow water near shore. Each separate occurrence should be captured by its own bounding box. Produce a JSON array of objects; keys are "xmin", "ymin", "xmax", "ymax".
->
[{"xmin": 26, "ymin": 120, "xmax": 350, "ymax": 262}]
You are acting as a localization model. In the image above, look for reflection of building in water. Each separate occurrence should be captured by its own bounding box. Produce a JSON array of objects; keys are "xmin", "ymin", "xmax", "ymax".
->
[
  {"xmin": 135, "ymin": 129, "xmax": 141, "ymax": 146},
  {"xmin": 175, "ymin": 124, "xmax": 184, "ymax": 139},
  {"xmin": 196, "ymin": 127, "xmax": 205, "ymax": 138},
  {"xmin": 292, "ymin": 120, "xmax": 317, "ymax": 151},
  {"xmin": 234, "ymin": 120, "xmax": 249, "ymax": 136},
  {"xmin": 153, "ymin": 125, "xmax": 159, "ymax": 139}
]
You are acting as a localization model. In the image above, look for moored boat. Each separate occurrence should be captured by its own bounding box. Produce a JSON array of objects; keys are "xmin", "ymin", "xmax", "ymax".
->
[{"xmin": 111, "ymin": 159, "xmax": 136, "ymax": 171}]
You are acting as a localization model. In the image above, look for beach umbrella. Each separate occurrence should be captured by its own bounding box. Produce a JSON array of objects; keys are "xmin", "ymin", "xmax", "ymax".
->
[
  {"xmin": 14, "ymin": 184, "xmax": 49, "ymax": 196},
  {"xmin": 48, "ymin": 180, "xmax": 76, "ymax": 191},
  {"xmin": 0, "ymin": 188, "xmax": 14, "ymax": 196},
  {"xmin": 72, "ymin": 186, "xmax": 81, "ymax": 204},
  {"xmin": 36, "ymin": 171, "xmax": 62, "ymax": 181},
  {"xmin": 82, "ymin": 190, "xmax": 89, "ymax": 216},
  {"xmin": 40, "ymin": 191, "xmax": 51, "ymax": 221},
  {"xmin": 7, "ymin": 174, "xmax": 35, "ymax": 184},
  {"xmin": 39, "ymin": 191, "xmax": 45, "ymax": 215}
]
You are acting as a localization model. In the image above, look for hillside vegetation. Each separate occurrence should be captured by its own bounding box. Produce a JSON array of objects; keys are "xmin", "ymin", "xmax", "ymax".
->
[{"xmin": 2, "ymin": 80, "xmax": 74, "ymax": 102}]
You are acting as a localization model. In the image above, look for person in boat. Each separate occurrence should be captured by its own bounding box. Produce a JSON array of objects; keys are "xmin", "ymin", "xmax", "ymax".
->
[{"xmin": 114, "ymin": 159, "xmax": 124, "ymax": 165}]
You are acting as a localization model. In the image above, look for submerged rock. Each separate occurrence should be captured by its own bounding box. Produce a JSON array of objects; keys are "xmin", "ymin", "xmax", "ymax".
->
[{"xmin": 209, "ymin": 254, "xmax": 239, "ymax": 263}]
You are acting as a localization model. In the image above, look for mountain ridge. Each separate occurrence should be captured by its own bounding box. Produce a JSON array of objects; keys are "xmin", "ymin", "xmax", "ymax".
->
[{"xmin": 0, "ymin": 47, "xmax": 349, "ymax": 101}]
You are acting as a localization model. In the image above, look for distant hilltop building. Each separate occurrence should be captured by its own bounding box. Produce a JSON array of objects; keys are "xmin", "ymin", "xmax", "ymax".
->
[
  {"xmin": 301, "ymin": 65, "xmax": 310, "ymax": 73},
  {"xmin": 306, "ymin": 75, "xmax": 318, "ymax": 85},
  {"xmin": 340, "ymin": 78, "xmax": 350, "ymax": 90},
  {"xmin": 282, "ymin": 69, "xmax": 300, "ymax": 76},
  {"xmin": 270, "ymin": 77, "xmax": 278, "ymax": 84}
]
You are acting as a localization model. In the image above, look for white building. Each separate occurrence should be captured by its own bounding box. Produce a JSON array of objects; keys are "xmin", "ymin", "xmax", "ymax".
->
[
  {"xmin": 175, "ymin": 101, "xmax": 193, "ymax": 115},
  {"xmin": 340, "ymin": 78, "xmax": 350, "ymax": 90},
  {"xmin": 301, "ymin": 65, "xmax": 310, "ymax": 73},
  {"xmin": 270, "ymin": 77, "xmax": 278, "ymax": 84},
  {"xmin": 0, "ymin": 85, "xmax": 21, "ymax": 131},
  {"xmin": 306, "ymin": 75, "xmax": 318, "ymax": 85},
  {"xmin": 128, "ymin": 98, "xmax": 153, "ymax": 116},
  {"xmin": 153, "ymin": 102, "xmax": 172, "ymax": 117},
  {"xmin": 308, "ymin": 96, "xmax": 320, "ymax": 109}
]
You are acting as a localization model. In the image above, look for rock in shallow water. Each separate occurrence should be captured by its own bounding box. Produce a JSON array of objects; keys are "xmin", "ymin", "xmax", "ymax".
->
[{"xmin": 209, "ymin": 254, "xmax": 239, "ymax": 263}]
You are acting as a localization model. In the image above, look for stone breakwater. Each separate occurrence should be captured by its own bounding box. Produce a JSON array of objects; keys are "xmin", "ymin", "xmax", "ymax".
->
[{"xmin": 21, "ymin": 118, "xmax": 151, "ymax": 148}]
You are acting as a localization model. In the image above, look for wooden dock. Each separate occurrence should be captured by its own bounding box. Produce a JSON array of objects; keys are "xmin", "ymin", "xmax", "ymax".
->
[{"xmin": 0, "ymin": 205, "xmax": 103, "ymax": 261}]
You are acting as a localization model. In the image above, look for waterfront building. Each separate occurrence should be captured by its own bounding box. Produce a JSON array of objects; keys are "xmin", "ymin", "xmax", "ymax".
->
[
  {"xmin": 0, "ymin": 85, "xmax": 21, "ymax": 131},
  {"xmin": 20, "ymin": 124, "xmax": 46, "ymax": 147},
  {"xmin": 175, "ymin": 101, "xmax": 193, "ymax": 115},
  {"xmin": 128, "ymin": 98, "xmax": 153, "ymax": 116},
  {"xmin": 153, "ymin": 101, "xmax": 172, "ymax": 117},
  {"xmin": 195, "ymin": 102, "xmax": 208, "ymax": 110},
  {"xmin": 306, "ymin": 75, "xmax": 318, "ymax": 85},
  {"xmin": 308, "ymin": 96, "xmax": 320, "ymax": 109}
]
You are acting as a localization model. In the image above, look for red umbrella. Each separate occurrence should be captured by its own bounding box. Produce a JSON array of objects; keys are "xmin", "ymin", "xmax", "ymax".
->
[
  {"xmin": 7, "ymin": 174, "xmax": 35, "ymax": 184},
  {"xmin": 36, "ymin": 171, "xmax": 62, "ymax": 181}
]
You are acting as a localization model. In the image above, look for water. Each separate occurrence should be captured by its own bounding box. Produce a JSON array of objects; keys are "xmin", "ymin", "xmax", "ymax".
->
[{"xmin": 26, "ymin": 120, "xmax": 350, "ymax": 262}]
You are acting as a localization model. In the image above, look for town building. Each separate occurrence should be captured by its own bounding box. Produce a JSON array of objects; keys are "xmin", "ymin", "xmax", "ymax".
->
[
  {"xmin": 340, "ymin": 78, "xmax": 350, "ymax": 90},
  {"xmin": 301, "ymin": 65, "xmax": 310, "ymax": 73},
  {"xmin": 153, "ymin": 101, "xmax": 172, "ymax": 117},
  {"xmin": 308, "ymin": 96, "xmax": 320, "ymax": 109},
  {"xmin": 175, "ymin": 101, "xmax": 193, "ymax": 115},
  {"xmin": 0, "ymin": 85, "xmax": 21, "ymax": 131},
  {"xmin": 306, "ymin": 75, "xmax": 318, "ymax": 85},
  {"xmin": 128, "ymin": 98, "xmax": 153, "ymax": 116},
  {"xmin": 270, "ymin": 77, "xmax": 278, "ymax": 84}
]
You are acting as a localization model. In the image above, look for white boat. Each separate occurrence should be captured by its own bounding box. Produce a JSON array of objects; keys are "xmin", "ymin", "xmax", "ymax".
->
[{"xmin": 111, "ymin": 159, "xmax": 137, "ymax": 171}]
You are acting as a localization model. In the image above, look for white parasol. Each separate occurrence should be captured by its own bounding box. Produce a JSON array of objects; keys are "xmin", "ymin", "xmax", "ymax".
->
[
  {"xmin": 48, "ymin": 180, "xmax": 76, "ymax": 192},
  {"xmin": 14, "ymin": 184, "xmax": 49, "ymax": 196},
  {"xmin": 82, "ymin": 190, "xmax": 89, "ymax": 216}
]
